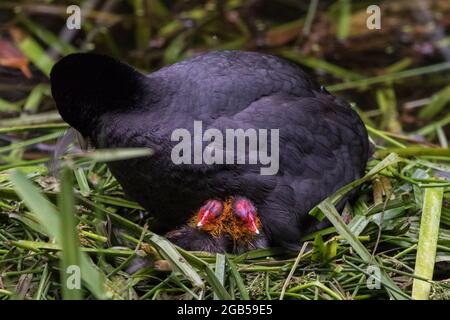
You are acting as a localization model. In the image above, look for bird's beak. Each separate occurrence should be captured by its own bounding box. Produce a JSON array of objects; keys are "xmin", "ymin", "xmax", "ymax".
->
[
  {"xmin": 247, "ymin": 214, "xmax": 260, "ymax": 235},
  {"xmin": 196, "ymin": 210, "xmax": 212, "ymax": 228},
  {"xmin": 196, "ymin": 219, "xmax": 206, "ymax": 228}
]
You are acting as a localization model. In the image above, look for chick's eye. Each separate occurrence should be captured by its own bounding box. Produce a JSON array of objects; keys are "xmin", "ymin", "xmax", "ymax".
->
[
  {"xmin": 233, "ymin": 197, "xmax": 256, "ymax": 219},
  {"xmin": 234, "ymin": 204, "xmax": 247, "ymax": 219},
  {"xmin": 210, "ymin": 201, "xmax": 224, "ymax": 218}
]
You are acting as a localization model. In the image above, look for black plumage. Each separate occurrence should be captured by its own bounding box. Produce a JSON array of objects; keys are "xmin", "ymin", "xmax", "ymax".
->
[{"xmin": 50, "ymin": 50, "xmax": 369, "ymax": 252}]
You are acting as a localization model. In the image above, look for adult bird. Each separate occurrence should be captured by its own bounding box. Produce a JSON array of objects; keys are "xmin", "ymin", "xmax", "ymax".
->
[{"xmin": 50, "ymin": 51, "xmax": 369, "ymax": 253}]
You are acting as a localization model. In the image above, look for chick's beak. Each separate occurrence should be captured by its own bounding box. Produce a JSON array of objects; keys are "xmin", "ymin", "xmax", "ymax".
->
[
  {"xmin": 196, "ymin": 211, "xmax": 211, "ymax": 228},
  {"xmin": 247, "ymin": 214, "xmax": 260, "ymax": 235},
  {"xmin": 196, "ymin": 200, "xmax": 223, "ymax": 228}
]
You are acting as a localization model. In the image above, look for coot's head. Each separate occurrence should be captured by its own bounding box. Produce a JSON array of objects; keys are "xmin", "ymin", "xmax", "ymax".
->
[{"xmin": 50, "ymin": 53, "xmax": 147, "ymax": 136}]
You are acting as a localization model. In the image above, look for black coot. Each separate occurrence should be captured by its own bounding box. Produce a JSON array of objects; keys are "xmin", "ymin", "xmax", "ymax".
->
[{"xmin": 50, "ymin": 51, "xmax": 369, "ymax": 252}]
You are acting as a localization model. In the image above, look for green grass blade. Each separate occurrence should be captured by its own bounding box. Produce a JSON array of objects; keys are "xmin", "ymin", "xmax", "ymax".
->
[
  {"xmin": 226, "ymin": 256, "xmax": 249, "ymax": 300},
  {"xmin": 73, "ymin": 167, "xmax": 91, "ymax": 196},
  {"xmin": 14, "ymin": 32, "xmax": 54, "ymax": 77},
  {"xmin": 18, "ymin": 15, "xmax": 76, "ymax": 56},
  {"xmin": 303, "ymin": 0, "xmax": 319, "ymax": 35},
  {"xmin": 0, "ymin": 98, "xmax": 22, "ymax": 112},
  {"xmin": 58, "ymin": 167, "xmax": 82, "ymax": 300},
  {"xmin": 24, "ymin": 84, "xmax": 50, "ymax": 113},
  {"xmin": 214, "ymin": 253, "xmax": 226, "ymax": 300},
  {"xmin": 419, "ymin": 85, "xmax": 450, "ymax": 120},
  {"xmin": 68, "ymin": 148, "xmax": 154, "ymax": 163},
  {"xmin": 336, "ymin": 0, "xmax": 351, "ymax": 40},
  {"xmin": 10, "ymin": 170, "xmax": 61, "ymax": 240},
  {"xmin": 280, "ymin": 50, "xmax": 364, "ymax": 81},
  {"xmin": 0, "ymin": 130, "xmax": 65, "ymax": 155},
  {"xmin": 412, "ymin": 187, "xmax": 444, "ymax": 300},
  {"xmin": 375, "ymin": 147, "xmax": 450, "ymax": 158},
  {"xmin": 0, "ymin": 111, "xmax": 62, "ymax": 127},
  {"xmin": 148, "ymin": 234, "xmax": 204, "ymax": 290},
  {"xmin": 280, "ymin": 242, "xmax": 308, "ymax": 300},
  {"xmin": 327, "ymin": 62, "xmax": 450, "ymax": 92}
]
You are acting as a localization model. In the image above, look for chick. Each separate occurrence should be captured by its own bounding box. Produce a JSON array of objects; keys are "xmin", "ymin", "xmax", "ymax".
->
[{"xmin": 166, "ymin": 197, "xmax": 268, "ymax": 253}]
